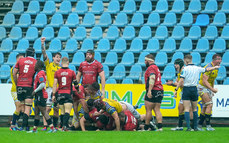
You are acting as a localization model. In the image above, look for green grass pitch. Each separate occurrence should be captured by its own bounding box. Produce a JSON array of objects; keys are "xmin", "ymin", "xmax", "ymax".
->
[{"xmin": 0, "ymin": 127, "xmax": 229, "ymax": 143}]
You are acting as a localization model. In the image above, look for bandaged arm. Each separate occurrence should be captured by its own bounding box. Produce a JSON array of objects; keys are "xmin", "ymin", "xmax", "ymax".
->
[
  {"xmin": 34, "ymin": 82, "xmax": 46, "ymax": 93},
  {"xmin": 148, "ymin": 74, "xmax": 155, "ymax": 91}
]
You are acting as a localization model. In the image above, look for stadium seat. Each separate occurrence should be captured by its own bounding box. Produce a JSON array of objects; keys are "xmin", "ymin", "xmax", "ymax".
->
[
  {"xmin": 210, "ymin": 38, "xmax": 226, "ymax": 53},
  {"xmin": 78, "ymin": 39, "xmax": 94, "ymax": 53},
  {"xmin": 105, "ymin": 26, "xmax": 119, "ymax": 40},
  {"xmin": 91, "ymin": 1, "xmax": 104, "ymax": 14},
  {"xmin": 9, "ymin": 27, "xmax": 22, "ymax": 41},
  {"xmin": 70, "ymin": 52, "xmax": 85, "ymax": 66},
  {"xmin": 160, "ymin": 38, "xmax": 176, "ymax": 53},
  {"xmin": 188, "ymin": 26, "xmax": 201, "ymax": 40},
  {"xmin": 136, "ymin": 0, "xmax": 152, "ymax": 14},
  {"xmin": 220, "ymin": 26, "xmax": 229, "ymax": 40},
  {"xmin": 153, "ymin": 0, "xmax": 168, "ymax": 14},
  {"xmin": 5, "ymin": 52, "xmax": 18, "ymax": 66},
  {"xmin": 121, "ymin": 26, "xmax": 135, "ymax": 40},
  {"xmin": 161, "ymin": 78, "xmax": 166, "ymax": 85},
  {"xmin": 161, "ymin": 12, "xmax": 177, "ymax": 27},
  {"xmin": 89, "ymin": 26, "xmax": 103, "ymax": 41},
  {"xmin": 122, "ymin": 78, "xmax": 133, "ymax": 84},
  {"xmin": 31, "ymin": 14, "xmax": 47, "ymax": 28},
  {"xmin": 13, "ymin": 39, "xmax": 29, "ymax": 53},
  {"xmin": 201, "ymin": 0, "xmax": 217, "ymax": 14},
  {"xmin": 155, "ymin": 51, "xmax": 168, "ymax": 67},
  {"xmin": 138, "ymin": 26, "xmax": 151, "ymax": 40},
  {"xmin": 57, "ymin": 27, "xmax": 71, "ymax": 41},
  {"xmin": 65, "ymin": 13, "xmax": 79, "ymax": 28},
  {"xmin": 94, "ymin": 52, "xmax": 102, "ymax": 63},
  {"xmin": 107, "ymin": 0, "xmax": 120, "ymax": 14},
  {"xmin": 81, "ymin": 13, "xmax": 95, "ymax": 27},
  {"xmin": 170, "ymin": 0, "xmax": 184, "ymax": 13},
  {"xmin": 47, "ymin": 13, "xmax": 63, "ymax": 28},
  {"xmin": 69, "ymin": 64, "xmax": 76, "ymax": 73},
  {"xmin": 171, "ymin": 26, "xmax": 185, "ymax": 40},
  {"xmin": 74, "ymin": 0, "xmax": 88, "ymax": 14},
  {"xmin": 60, "ymin": 51, "xmax": 69, "ymax": 59},
  {"xmin": 106, "ymin": 78, "xmax": 117, "ymax": 84},
  {"xmin": 40, "ymin": 1, "xmax": 55, "ymax": 15},
  {"xmin": 41, "ymin": 27, "xmax": 54, "ymax": 41},
  {"xmin": 170, "ymin": 52, "xmax": 184, "ymax": 64},
  {"xmin": 47, "ymin": 38, "xmax": 62, "ymax": 53},
  {"xmin": 24, "ymin": 1, "xmax": 40, "ymax": 15},
  {"xmin": 186, "ymin": 0, "xmax": 201, "ymax": 14},
  {"xmin": 201, "ymin": 52, "xmax": 216, "ymax": 66},
  {"xmin": 144, "ymin": 38, "xmax": 159, "ymax": 53},
  {"xmin": 33, "ymin": 38, "xmax": 42, "ymax": 54},
  {"xmin": 40, "ymin": 51, "xmax": 52, "ymax": 62},
  {"xmin": 223, "ymin": 77, "xmax": 229, "ymax": 85},
  {"xmin": 63, "ymin": 38, "xmax": 78, "ymax": 53},
  {"xmin": 161, "ymin": 65, "xmax": 176, "ymax": 80},
  {"xmin": 221, "ymin": 52, "xmax": 229, "ymax": 67},
  {"xmin": 95, "ymin": 39, "xmax": 110, "ymax": 53},
  {"xmin": 0, "ymin": 38, "xmax": 13, "ymax": 53},
  {"xmin": 191, "ymin": 52, "xmax": 201, "ymax": 65},
  {"xmin": 126, "ymin": 64, "xmax": 142, "ymax": 80},
  {"xmin": 16, "ymin": 14, "xmax": 31, "ymax": 28},
  {"xmin": 193, "ymin": 38, "xmax": 209, "ymax": 53},
  {"xmin": 144, "ymin": 12, "xmax": 160, "ymax": 27},
  {"xmin": 154, "ymin": 26, "xmax": 168, "ymax": 40},
  {"xmin": 97, "ymin": 12, "xmax": 112, "ymax": 27},
  {"xmin": 210, "ymin": 12, "xmax": 226, "ymax": 27},
  {"xmin": 0, "ymin": 27, "xmax": 6, "ymax": 41},
  {"xmin": 73, "ymin": 26, "xmax": 86, "ymax": 41},
  {"xmin": 177, "ymin": 12, "xmax": 193, "ymax": 27},
  {"xmin": 24, "ymin": 27, "xmax": 38, "ymax": 41},
  {"xmin": 177, "ymin": 38, "xmax": 192, "ymax": 53},
  {"xmin": 0, "ymin": 65, "xmax": 11, "ymax": 79},
  {"xmin": 1, "ymin": 13, "xmax": 15, "ymax": 28},
  {"xmin": 121, "ymin": 0, "xmax": 136, "ymax": 14},
  {"xmin": 103, "ymin": 52, "xmax": 118, "ymax": 66},
  {"xmin": 119, "ymin": 52, "xmax": 134, "ymax": 67},
  {"xmin": 56, "ymin": 1, "xmax": 72, "ymax": 15},
  {"xmin": 219, "ymin": 0, "xmax": 229, "ymax": 13},
  {"xmin": 127, "ymin": 38, "xmax": 143, "ymax": 53},
  {"xmin": 110, "ymin": 38, "xmax": 126, "ymax": 53},
  {"xmin": 203, "ymin": 26, "xmax": 218, "ymax": 40},
  {"xmin": 136, "ymin": 51, "xmax": 150, "ymax": 67},
  {"xmin": 216, "ymin": 66, "xmax": 226, "ymax": 81},
  {"xmin": 193, "ymin": 14, "xmax": 209, "ymax": 26},
  {"xmin": 110, "ymin": 65, "xmax": 126, "ymax": 80},
  {"xmin": 103, "ymin": 65, "xmax": 109, "ymax": 79},
  {"xmin": 128, "ymin": 13, "xmax": 143, "ymax": 27},
  {"xmin": 0, "ymin": 52, "xmax": 4, "ymax": 65},
  {"xmin": 113, "ymin": 12, "xmax": 128, "ymax": 27},
  {"xmin": 8, "ymin": 1, "xmax": 24, "ymax": 14}
]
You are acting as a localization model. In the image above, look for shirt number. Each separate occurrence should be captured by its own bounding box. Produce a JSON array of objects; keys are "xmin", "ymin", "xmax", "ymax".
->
[
  {"xmin": 23, "ymin": 65, "xmax": 29, "ymax": 73},
  {"xmin": 62, "ymin": 77, "xmax": 66, "ymax": 85}
]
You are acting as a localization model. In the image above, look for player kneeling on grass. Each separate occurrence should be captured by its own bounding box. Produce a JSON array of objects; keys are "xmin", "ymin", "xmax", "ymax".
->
[
  {"xmin": 119, "ymin": 110, "xmax": 138, "ymax": 131},
  {"xmin": 28, "ymin": 61, "xmax": 56, "ymax": 133}
]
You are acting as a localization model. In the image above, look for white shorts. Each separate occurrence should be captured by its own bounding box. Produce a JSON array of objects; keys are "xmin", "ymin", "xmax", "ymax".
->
[
  {"xmin": 197, "ymin": 84, "xmax": 213, "ymax": 98},
  {"xmin": 11, "ymin": 92, "xmax": 19, "ymax": 102},
  {"xmin": 119, "ymin": 101, "xmax": 141, "ymax": 120},
  {"xmin": 46, "ymin": 87, "xmax": 53, "ymax": 106},
  {"xmin": 179, "ymin": 91, "xmax": 183, "ymax": 104}
]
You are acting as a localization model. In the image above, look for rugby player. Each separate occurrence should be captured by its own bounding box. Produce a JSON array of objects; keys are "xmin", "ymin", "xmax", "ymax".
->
[{"xmin": 119, "ymin": 110, "xmax": 138, "ymax": 131}]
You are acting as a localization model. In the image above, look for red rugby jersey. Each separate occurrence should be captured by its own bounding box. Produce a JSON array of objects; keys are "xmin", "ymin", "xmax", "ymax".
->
[
  {"xmin": 72, "ymin": 85, "xmax": 85, "ymax": 101},
  {"xmin": 34, "ymin": 70, "xmax": 48, "ymax": 98},
  {"xmin": 123, "ymin": 110, "xmax": 138, "ymax": 131}
]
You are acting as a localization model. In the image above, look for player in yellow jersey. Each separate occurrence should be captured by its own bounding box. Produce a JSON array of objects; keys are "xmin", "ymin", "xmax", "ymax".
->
[
  {"xmin": 10, "ymin": 54, "xmax": 24, "ymax": 131},
  {"xmin": 197, "ymin": 54, "xmax": 221, "ymax": 131},
  {"xmin": 41, "ymin": 37, "xmax": 62, "ymax": 130}
]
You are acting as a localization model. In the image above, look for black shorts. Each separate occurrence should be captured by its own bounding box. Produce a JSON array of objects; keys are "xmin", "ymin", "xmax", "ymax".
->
[
  {"xmin": 17, "ymin": 86, "xmax": 33, "ymax": 101},
  {"xmin": 144, "ymin": 90, "xmax": 164, "ymax": 103},
  {"xmin": 35, "ymin": 93, "xmax": 47, "ymax": 107},
  {"xmin": 56, "ymin": 93, "xmax": 73, "ymax": 105},
  {"xmin": 182, "ymin": 86, "xmax": 198, "ymax": 101}
]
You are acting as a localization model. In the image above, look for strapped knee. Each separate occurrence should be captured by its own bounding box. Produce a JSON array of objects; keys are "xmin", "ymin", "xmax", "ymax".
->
[
  {"xmin": 25, "ymin": 102, "xmax": 32, "ymax": 107},
  {"xmin": 203, "ymin": 101, "xmax": 213, "ymax": 107}
]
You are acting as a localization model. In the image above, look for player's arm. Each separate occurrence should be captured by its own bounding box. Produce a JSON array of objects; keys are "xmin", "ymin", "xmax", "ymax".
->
[
  {"xmin": 174, "ymin": 78, "xmax": 184, "ymax": 98},
  {"xmin": 112, "ymin": 111, "xmax": 121, "ymax": 131},
  {"xmin": 41, "ymin": 37, "xmax": 48, "ymax": 61},
  {"xmin": 52, "ymin": 78, "xmax": 58, "ymax": 102},
  {"xmin": 80, "ymin": 99, "xmax": 89, "ymax": 113},
  {"xmin": 76, "ymin": 71, "xmax": 82, "ymax": 83},
  {"xmin": 33, "ymin": 82, "xmax": 46, "ymax": 96},
  {"xmin": 202, "ymin": 74, "xmax": 218, "ymax": 93},
  {"xmin": 80, "ymin": 116, "xmax": 87, "ymax": 131},
  {"xmin": 147, "ymin": 74, "xmax": 155, "ymax": 98},
  {"xmin": 205, "ymin": 66, "xmax": 220, "ymax": 72},
  {"xmin": 13, "ymin": 68, "xmax": 19, "ymax": 86},
  {"xmin": 99, "ymin": 71, "xmax": 106, "ymax": 98}
]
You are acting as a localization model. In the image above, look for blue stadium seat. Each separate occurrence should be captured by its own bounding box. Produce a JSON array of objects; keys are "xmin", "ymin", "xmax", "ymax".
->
[
  {"xmin": 14, "ymin": 39, "xmax": 29, "ymax": 53},
  {"xmin": 103, "ymin": 65, "xmax": 109, "ymax": 79},
  {"xmin": 221, "ymin": 52, "xmax": 229, "ymax": 67},
  {"xmin": 144, "ymin": 12, "xmax": 160, "ymax": 27},
  {"xmin": 136, "ymin": 0, "xmax": 152, "ymax": 14},
  {"xmin": 0, "ymin": 52, "xmax": 4, "ymax": 65},
  {"xmin": 219, "ymin": 0, "xmax": 229, "ymax": 13},
  {"xmin": 177, "ymin": 12, "xmax": 193, "ymax": 27},
  {"xmin": 155, "ymin": 51, "xmax": 168, "ymax": 67},
  {"xmin": 25, "ymin": 27, "xmax": 38, "ymax": 41},
  {"xmin": 154, "ymin": 26, "xmax": 168, "ymax": 40},
  {"xmin": 126, "ymin": 64, "xmax": 142, "ymax": 80},
  {"xmin": 74, "ymin": 0, "xmax": 88, "ymax": 14},
  {"xmin": 121, "ymin": 0, "xmax": 136, "ymax": 14},
  {"xmin": 127, "ymin": 38, "xmax": 143, "ymax": 53},
  {"xmin": 65, "ymin": 13, "xmax": 79, "ymax": 28},
  {"xmin": 121, "ymin": 26, "xmax": 135, "ymax": 40},
  {"xmin": 161, "ymin": 78, "xmax": 166, "ymax": 85},
  {"xmin": 107, "ymin": 0, "xmax": 120, "ymax": 14},
  {"xmin": 136, "ymin": 51, "xmax": 150, "ymax": 67},
  {"xmin": 94, "ymin": 52, "xmax": 102, "ymax": 63},
  {"xmin": 8, "ymin": 1, "xmax": 24, "ymax": 15},
  {"xmin": 0, "ymin": 38, "xmax": 13, "ymax": 53},
  {"xmin": 70, "ymin": 52, "xmax": 85, "ymax": 66},
  {"xmin": 24, "ymin": 1, "xmax": 40, "ymax": 15},
  {"xmin": 31, "ymin": 14, "xmax": 47, "ymax": 28},
  {"xmin": 9, "ymin": 27, "xmax": 22, "ymax": 41},
  {"xmin": 103, "ymin": 52, "xmax": 118, "ymax": 66},
  {"xmin": 170, "ymin": 0, "xmax": 184, "ymax": 13},
  {"xmin": 81, "ymin": 13, "xmax": 95, "ymax": 27},
  {"xmin": 193, "ymin": 14, "xmax": 209, "ymax": 26},
  {"xmin": 47, "ymin": 38, "xmax": 62, "ymax": 53},
  {"xmin": 40, "ymin": 51, "xmax": 52, "ymax": 62},
  {"xmin": 122, "ymin": 78, "xmax": 133, "ymax": 84},
  {"xmin": 106, "ymin": 78, "xmax": 117, "ymax": 84},
  {"xmin": 73, "ymin": 26, "xmax": 86, "ymax": 41},
  {"xmin": 153, "ymin": 0, "xmax": 168, "ymax": 14},
  {"xmin": 201, "ymin": 0, "xmax": 217, "ymax": 14},
  {"xmin": 119, "ymin": 52, "xmax": 134, "ymax": 67},
  {"xmin": 40, "ymin": 1, "xmax": 55, "ymax": 15},
  {"xmin": 16, "ymin": 14, "xmax": 31, "ymax": 28},
  {"xmin": 110, "ymin": 65, "xmax": 126, "ymax": 80},
  {"xmin": 47, "ymin": 13, "xmax": 63, "ymax": 28},
  {"xmin": 89, "ymin": 26, "xmax": 103, "ymax": 41},
  {"xmin": 57, "ymin": 27, "xmax": 71, "ymax": 41},
  {"xmin": 95, "ymin": 39, "xmax": 110, "ymax": 53},
  {"xmin": 220, "ymin": 26, "xmax": 229, "ymax": 40},
  {"xmin": 188, "ymin": 26, "xmax": 201, "ymax": 40},
  {"xmin": 128, "ymin": 13, "xmax": 143, "ymax": 27},
  {"xmin": 216, "ymin": 66, "xmax": 226, "ymax": 81},
  {"xmin": 105, "ymin": 26, "xmax": 119, "ymax": 40},
  {"xmin": 161, "ymin": 12, "xmax": 177, "ymax": 27},
  {"xmin": 91, "ymin": 1, "xmax": 104, "ymax": 14},
  {"xmin": 56, "ymin": 1, "xmax": 72, "ymax": 15},
  {"xmin": 170, "ymin": 52, "xmax": 184, "ymax": 64},
  {"xmin": 201, "ymin": 52, "xmax": 216, "ymax": 66},
  {"xmin": 186, "ymin": 0, "xmax": 201, "ymax": 14},
  {"xmin": 60, "ymin": 51, "xmax": 69, "ymax": 59},
  {"xmin": 160, "ymin": 38, "xmax": 176, "ymax": 53},
  {"xmin": 171, "ymin": 26, "xmax": 184, "ymax": 40},
  {"xmin": 144, "ymin": 38, "xmax": 159, "ymax": 53},
  {"xmin": 113, "ymin": 12, "xmax": 128, "ymax": 27},
  {"xmin": 110, "ymin": 38, "xmax": 126, "ymax": 53},
  {"xmin": 138, "ymin": 26, "xmax": 151, "ymax": 40},
  {"xmin": 191, "ymin": 52, "xmax": 201, "ymax": 66},
  {"xmin": 41, "ymin": 27, "xmax": 54, "ymax": 41},
  {"xmin": 63, "ymin": 38, "xmax": 78, "ymax": 53},
  {"xmin": 193, "ymin": 38, "xmax": 209, "ymax": 53},
  {"xmin": 177, "ymin": 38, "xmax": 192, "ymax": 53},
  {"xmin": 78, "ymin": 39, "xmax": 94, "ymax": 53},
  {"xmin": 69, "ymin": 64, "xmax": 76, "ymax": 73},
  {"xmin": 203, "ymin": 26, "xmax": 218, "ymax": 40},
  {"xmin": 162, "ymin": 65, "xmax": 176, "ymax": 80},
  {"xmin": 0, "ymin": 27, "xmax": 6, "ymax": 41},
  {"xmin": 97, "ymin": 12, "xmax": 112, "ymax": 27},
  {"xmin": 5, "ymin": 52, "xmax": 18, "ymax": 66},
  {"xmin": 0, "ymin": 65, "xmax": 11, "ymax": 79},
  {"xmin": 1, "ymin": 13, "xmax": 15, "ymax": 28},
  {"xmin": 210, "ymin": 12, "xmax": 226, "ymax": 26},
  {"xmin": 33, "ymin": 38, "xmax": 42, "ymax": 54},
  {"xmin": 210, "ymin": 38, "xmax": 226, "ymax": 53},
  {"xmin": 223, "ymin": 77, "xmax": 229, "ymax": 85}
]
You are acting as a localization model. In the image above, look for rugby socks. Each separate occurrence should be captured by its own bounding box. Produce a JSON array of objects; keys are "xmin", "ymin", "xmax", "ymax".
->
[
  {"xmin": 63, "ymin": 113, "xmax": 70, "ymax": 127},
  {"xmin": 205, "ymin": 113, "xmax": 211, "ymax": 126},
  {"xmin": 60, "ymin": 115, "xmax": 64, "ymax": 128},
  {"xmin": 12, "ymin": 111, "xmax": 20, "ymax": 126},
  {"xmin": 34, "ymin": 119, "xmax": 40, "ymax": 127},
  {"xmin": 198, "ymin": 113, "xmax": 205, "ymax": 126},
  {"xmin": 190, "ymin": 119, "xmax": 194, "ymax": 129},
  {"xmin": 184, "ymin": 112, "xmax": 190, "ymax": 129},
  {"xmin": 193, "ymin": 111, "xmax": 198, "ymax": 129},
  {"xmin": 158, "ymin": 123, "xmax": 163, "ymax": 129},
  {"xmin": 144, "ymin": 124, "xmax": 150, "ymax": 130},
  {"xmin": 22, "ymin": 114, "xmax": 29, "ymax": 128},
  {"xmin": 53, "ymin": 116, "xmax": 58, "ymax": 128},
  {"xmin": 178, "ymin": 114, "xmax": 184, "ymax": 127},
  {"xmin": 47, "ymin": 118, "xmax": 53, "ymax": 126}
]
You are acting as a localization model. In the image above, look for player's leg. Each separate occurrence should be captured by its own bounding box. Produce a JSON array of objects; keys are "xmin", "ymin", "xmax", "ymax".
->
[
  {"xmin": 28, "ymin": 105, "xmax": 40, "ymax": 133},
  {"xmin": 10, "ymin": 91, "xmax": 22, "ymax": 130},
  {"xmin": 42, "ymin": 87, "xmax": 52, "ymax": 131},
  {"xmin": 191, "ymin": 101, "xmax": 198, "ymax": 130},
  {"xmin": 39, "ymin": 105, "xmax": 56, "ymax": 133},
  {"xmin": 63, "ymin": 102, "xmax": 73, "ymax": 130},
  {"xmin": 153, "ymin": 103, "xmax": 163, "ymax": 131},
  {"xmin": 144, "ymin": 100, "xmax": 154, "ymax": 131}
]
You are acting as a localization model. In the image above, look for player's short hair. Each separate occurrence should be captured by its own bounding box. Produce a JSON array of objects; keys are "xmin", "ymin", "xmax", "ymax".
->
[
  {"xmin": 61, "ymin": 57, "xmax": 69, "ymax": 64},
  {"xmin": 212, "ymin": 54, "xmax": 221, "ymax": 61},
  {"xmin": 86, "ymin": 49, "xmax": 95, "ymax": 55},
  {"xmin": 145, "ymin": 54, "xmax": 155, "ymax": 61},
  {"xmin": 87, "ymin": 99, "xmax": 95, "ymax": 107},
  {"xmin": 93, "ymin": 99, "xmax": 104, "ymax": 111},
  {"xmin": 16, "ymin": 53, "xmax": 24, "ymax": 59},
  {"xmin": 36, "ymin": 60, "xmax": 45, "ymax": 69},
  {"xmin": 184, "ymin": 54, "xmax": 192, "ymax": 60},
  {"xmin": 174, "ymin": 58, "xmax": 184, "ymax": 69},
  {"xmin": 53, "ymin": 52, "xmax": 62, "ymax": 58},
  {"xmin": 26, "ymin": 47, "xmax": 35, "ymax": 57},
  {"xmin": 98, "ymin": 114, "xmax": 109, "ymax": 125},
  {"xmin": 90, "ymin": 82, "xmax": 100, "ymax": 91}
]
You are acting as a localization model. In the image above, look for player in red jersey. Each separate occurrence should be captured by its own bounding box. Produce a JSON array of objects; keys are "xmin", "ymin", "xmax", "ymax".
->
[
  {"xmin": 76, "ymin": 50, "xmax": 105, "ymax": 97},
  {"xmin": 119, "ymin": 110, "xmax": 138, "ymax": 131},
  {"xmin": 52, "ymin": 57, "xmax": 78, "ymax": 131},
  {"xmin": 144, "ymin": 54, "xmax": 164, "ymax": 131},
  {"xmin": 13, "ymin": 47, "xmax": 37, "ymax": 131},
  {"xmin": 96, "ymin": 112, "xmax": 115, "ymax": 131}
]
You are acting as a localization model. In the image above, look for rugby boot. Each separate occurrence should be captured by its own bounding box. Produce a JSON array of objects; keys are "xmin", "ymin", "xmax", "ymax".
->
[
  {"xmin": 186, "ymin": 128, "xmax": 194, "ymax": 131},
  {"xmin": 41, "ymin": 126, "xmax": 47, "ymax": 131},
  {"xmin": 206, "ymin": 125, "xmax": 215, "ymax": 131},
  {"xmin": 171, "ymin": 127, "xmax": 183, "ymax": 131}
]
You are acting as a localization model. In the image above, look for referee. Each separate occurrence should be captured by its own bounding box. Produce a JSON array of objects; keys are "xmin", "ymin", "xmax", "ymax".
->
[{"xmin": 174, "ymin": 55, "xmax": 219, "ymax": 131}]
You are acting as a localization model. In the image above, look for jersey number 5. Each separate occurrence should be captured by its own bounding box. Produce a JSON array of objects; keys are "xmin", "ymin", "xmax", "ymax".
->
[{"xmin": 23, "ymin": 65, "xmax": 30, "ymax": 73}]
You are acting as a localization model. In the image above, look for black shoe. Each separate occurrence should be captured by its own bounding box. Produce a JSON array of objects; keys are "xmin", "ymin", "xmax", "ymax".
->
[{"xmin": 186, "ymin": 128, "xmax": 194, "ymax": 131}]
